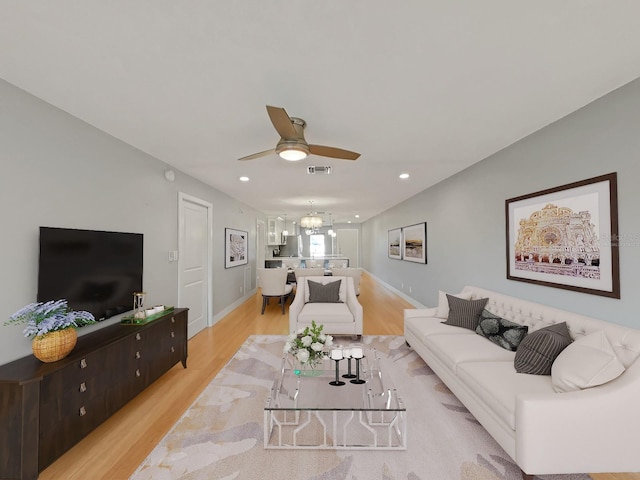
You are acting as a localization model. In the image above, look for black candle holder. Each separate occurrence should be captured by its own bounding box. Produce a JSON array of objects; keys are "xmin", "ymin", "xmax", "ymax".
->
[
  {"xmin": 342, "ymin": 357, "xmax": 356, "ymax": 379},
  {"xmin": 329, "ymin": 359, "xmax": 346, "ymax": 386},
  {"xmin": 349, "ymin": 357, "xmax": 366, "ymax": 384}
]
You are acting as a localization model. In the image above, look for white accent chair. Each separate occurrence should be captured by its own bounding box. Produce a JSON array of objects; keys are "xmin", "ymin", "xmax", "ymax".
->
[
  {"xmin": 289, "ymin": 275, "xmax": 363, "ymax": 336},
  {"xmin": 293, "ymin": 267, "xmax": 325, "ymax": 282},
  {"xmin": 330, "ymin": 267, "xmax": 363, "ymax": 296},
  {"xmin": 327, "ymin": 259, "xmax": 348, "ymax": 268},
  {"xmin": 257, "ymin": 268, "xmax": 293, "ymax": 314}
]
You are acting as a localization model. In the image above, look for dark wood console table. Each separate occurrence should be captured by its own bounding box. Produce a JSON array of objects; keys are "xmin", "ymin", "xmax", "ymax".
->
[{"xmin": 0, "ymin": 308, "xmax": 188, "ymax": 480}]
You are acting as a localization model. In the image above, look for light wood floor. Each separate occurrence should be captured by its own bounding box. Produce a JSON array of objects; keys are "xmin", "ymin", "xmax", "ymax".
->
[{"xmin": 40, "ymin": 273, "xmax": 637, "ymax": 480}]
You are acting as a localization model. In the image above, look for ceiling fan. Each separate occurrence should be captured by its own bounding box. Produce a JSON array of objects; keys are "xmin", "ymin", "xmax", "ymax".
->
[{"xmin": 238, "ymin": 105, "xmax": 361, "ymax": 162}]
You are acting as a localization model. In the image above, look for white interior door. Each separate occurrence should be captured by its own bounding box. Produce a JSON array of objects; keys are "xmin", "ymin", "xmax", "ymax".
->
[
  {"xmin": 178, "ymin": 193, "xmax": 212, "ymax": 338},
  {"xmin": 337, "ymin": 229, "xmax": 359, "ymax": 267},
  {"xmin": 257, "ymin": 219, "xmax": 265, "ymax": 276}
]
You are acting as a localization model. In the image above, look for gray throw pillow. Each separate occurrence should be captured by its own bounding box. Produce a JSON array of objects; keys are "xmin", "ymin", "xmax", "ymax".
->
[
  {"xmin": 307, "ymin": 279, "xmax": 342, "ymax": 303},
  {"xmin": 441, "ymin": 295, "xmax": 488, "ymax": 331},
  {"xmin": 514, "ymin": 322, "xmax": 572, "ymax": 375},
  {"xmin": 475, "ymin": 309, "xmax": 529, "ymax": 351}
]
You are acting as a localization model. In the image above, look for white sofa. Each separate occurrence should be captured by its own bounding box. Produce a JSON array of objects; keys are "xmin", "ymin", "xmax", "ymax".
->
[
  {"xmin": 289, "ymin": 275, "xmax": 363, "ymax": 336},
  {"xmin": 404, "ymin": 285, "xmax": 640, "ymax": 478}
]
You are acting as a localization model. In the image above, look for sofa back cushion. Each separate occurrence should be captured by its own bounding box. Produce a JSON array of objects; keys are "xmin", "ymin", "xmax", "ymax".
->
[
  {"xmin": 551, "ymin": 330, "xmax": 625, "ymax": 392},
  {"xmin": 475, "ymin": 309, "xmax": 529, "ymax": 351},
  {"xmin": 514, "ymin": 322, "xmax": 572, "ymax": 375},
  {"xmin": 462, "ymin": 285, "xmax": 640, "ymax": 369},
  {"xmin": 442, "ymin": 295, "xmax": 488, "ymax": 331},
  {"xmin": 435, "ymin": 290, "xmax": 473, "ymax": 318}
]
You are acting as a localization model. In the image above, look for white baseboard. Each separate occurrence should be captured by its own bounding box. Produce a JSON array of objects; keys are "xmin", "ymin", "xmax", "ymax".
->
[
  {"xmin": 210, "ymin": 288, "xmax": 258, "ymax": 327},
  {"xmin": 362, "ymin": 269, "xmax": 426, "ymax": 308}
]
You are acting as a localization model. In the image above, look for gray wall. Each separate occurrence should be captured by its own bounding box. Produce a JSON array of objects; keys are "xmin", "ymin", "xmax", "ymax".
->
[
  {"xmin": 0, "ymin": 79, "xmax": 263, "ymax": 364},
  {"xmin": 363, "ymin": 77, "xmax": 640, "ymax": 328}
]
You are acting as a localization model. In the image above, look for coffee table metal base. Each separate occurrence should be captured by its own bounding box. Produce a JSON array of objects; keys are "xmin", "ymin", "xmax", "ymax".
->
[{"xmin": 264, "ymin": 408, "xmax": 407, "ymax": 450}]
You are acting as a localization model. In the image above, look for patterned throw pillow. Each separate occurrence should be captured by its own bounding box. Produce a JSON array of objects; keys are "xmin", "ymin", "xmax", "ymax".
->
[
  {"xmin": 441, "ymin": 295, "xmax": 488, "ymax": 331},
  {"xmin": 307, "ymin": 279, "xmax": 342, "ymax": 303},
  {"xmin": 514, "ymin": 322, "xmax": 572, "ymax": 375},
  {"xmin": 475, "ymin": 309, "xmax": 529, "ymax": 351}
]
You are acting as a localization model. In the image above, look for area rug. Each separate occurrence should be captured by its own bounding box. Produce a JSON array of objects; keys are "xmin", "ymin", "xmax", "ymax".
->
[{"xmin": 131, "ymin": 335, "xmax": 590, "ymax": 480}]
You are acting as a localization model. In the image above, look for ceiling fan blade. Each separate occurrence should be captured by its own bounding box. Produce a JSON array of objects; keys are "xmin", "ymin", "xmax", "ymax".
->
[
  {"xmin": 266, "ymin": 105, "xmax": 298, "ymax": 139},
  {"xmin": 238, "ymin": 148, "xmax": 276, "ymax": 161},
  {"xmin": 309, "ymin": 144, "xmax": 361, "ymax": 160}
]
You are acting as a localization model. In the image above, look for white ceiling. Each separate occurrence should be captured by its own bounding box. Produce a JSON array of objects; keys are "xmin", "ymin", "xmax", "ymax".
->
[{"xmin": 1, "ymin": 2, "xmax": 639, "ymax": 224}]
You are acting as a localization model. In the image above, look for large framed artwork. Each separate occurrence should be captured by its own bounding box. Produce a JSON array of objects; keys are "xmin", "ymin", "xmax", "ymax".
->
[
  {"xmin": 506, "ymin": 172, "xmax": 619, "ymax": 298},
  {"xmin": 225, "ymin": 228, "xmax": 248, "ymax": 269},
  {"xmin": 402, "ymin": 222, "xmax": 427, "ymax": 264},
  {"xmin": 388, "ymin": 228, "xmax": 402, "ymax": 260}
]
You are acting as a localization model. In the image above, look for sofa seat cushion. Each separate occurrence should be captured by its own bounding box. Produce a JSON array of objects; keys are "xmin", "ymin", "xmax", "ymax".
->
[
  {"xmin": 457, "ymin": 361, "xmax": 554, "ymax": 430},
  {"xmin": 297, "ymin": 302, "xmax": 353, "ymax": 324},
  {"xmin": 405, "ymin": 316, "xmax": 476, "ymax": 344},
  {"xmin": 423, "ymin": 333, "xmax": 515, "ymax": 373}
]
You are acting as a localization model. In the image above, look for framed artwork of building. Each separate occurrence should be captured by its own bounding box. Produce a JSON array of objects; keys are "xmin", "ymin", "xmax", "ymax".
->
[{"xmin": 505, "ymin": 172, "xmax": 619, "ymax": 298}]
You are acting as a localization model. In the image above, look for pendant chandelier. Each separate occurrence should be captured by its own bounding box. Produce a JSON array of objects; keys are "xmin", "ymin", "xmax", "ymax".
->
[
  {"xmin": 300, "ymin": 215, "xmax": 323, "ymax": 229},
  {"xmin": 300, "ymin": 201, "xmax": 323, "ymax": 234}
]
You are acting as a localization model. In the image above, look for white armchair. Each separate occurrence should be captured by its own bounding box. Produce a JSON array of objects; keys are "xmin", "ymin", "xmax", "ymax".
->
[
  {"xmin": 329, "ymin": 267, "xmax": 363, "ymax": 296},
  {"xmin": 289, "ymin": 275, "xmax": 363, "ymax": 336},
  {"xmin": 257, "ymin": 268, "xmax": 293, "ymax": 314}
]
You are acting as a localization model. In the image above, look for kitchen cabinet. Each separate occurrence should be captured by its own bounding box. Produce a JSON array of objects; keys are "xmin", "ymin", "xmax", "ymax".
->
[{"xmin": 267, "ymin": 216, "xmax": 285, "ymax": 245}]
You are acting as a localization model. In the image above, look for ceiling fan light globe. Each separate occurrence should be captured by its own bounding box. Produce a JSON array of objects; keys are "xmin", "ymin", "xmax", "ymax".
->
[{"xmin": 278, "ymin": 148, "xmax": 307, "ymax": 161}]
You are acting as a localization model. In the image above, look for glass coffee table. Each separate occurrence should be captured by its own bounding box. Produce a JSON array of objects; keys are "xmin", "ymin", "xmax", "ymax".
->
[{"xmin": 264, "ymin": 346, "xmax": 407, "ymax": 450}]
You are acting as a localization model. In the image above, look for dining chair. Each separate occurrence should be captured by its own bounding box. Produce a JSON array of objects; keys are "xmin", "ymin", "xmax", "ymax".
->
[
  {"xmin": 330, "ymin": 267, "xmax": 363, "ymax": 296},
  {"xmin": 257, "ymin": 268, "xmax": 293, "ymax": 314}
]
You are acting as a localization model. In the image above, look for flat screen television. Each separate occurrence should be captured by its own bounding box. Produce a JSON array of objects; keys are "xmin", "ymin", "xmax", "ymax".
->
[{"xmin": 37, "ymin": 227, "xmax": 143, "ymax": 321}]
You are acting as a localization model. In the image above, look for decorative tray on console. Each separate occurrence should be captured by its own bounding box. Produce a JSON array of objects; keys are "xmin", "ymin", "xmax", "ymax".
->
[{"xmin": 121, "ymin": 306, "xmax": 175, "ymax": 325}]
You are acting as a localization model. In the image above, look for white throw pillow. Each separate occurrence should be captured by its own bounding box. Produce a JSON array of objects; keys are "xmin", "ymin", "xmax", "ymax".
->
[
  {"xmin": 435, "ymin": 290, "xmax": 473, "ymax": 318},
  {"xmin": 551, "ymin": 330, "xmax": 625, "ymax": 393}
]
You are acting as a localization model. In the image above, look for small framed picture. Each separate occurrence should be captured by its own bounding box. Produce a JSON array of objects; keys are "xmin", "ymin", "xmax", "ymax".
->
[
  {"xmin": 225, "ymin": 228, "xmax": 248, "ymax": 268},
  {"xmin": 388, "ymin": 228, "xmax": 402, "ymax": 260},
  {"xmin": 402, "ymin": 222, "xmax": 427, "ymax": 264}
]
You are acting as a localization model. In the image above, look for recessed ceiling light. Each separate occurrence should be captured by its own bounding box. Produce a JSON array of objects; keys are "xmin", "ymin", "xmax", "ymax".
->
[
  {"xmin": 239, "ymin": 176, "xmax": 250, "ymax": 182},
  {"xmin": 355, "ymin": 214, "xmax": 360, "ymax": 218},
  {"xmin": 399, "ymin": 173, "xmax": 410, "ymax": 179}
]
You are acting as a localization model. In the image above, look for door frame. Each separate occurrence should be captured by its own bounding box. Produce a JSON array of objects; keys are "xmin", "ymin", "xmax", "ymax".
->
[
  {"xmin": 178, "ymin": 192, "xmax": 213, "ymax": 329},
  {"xmin": 257, "ymin": 218, "xmax": 266, "ymax": 283}
]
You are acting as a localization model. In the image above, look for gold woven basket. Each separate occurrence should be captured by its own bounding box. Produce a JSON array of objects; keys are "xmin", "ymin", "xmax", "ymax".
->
[{"xmin": 32, "ymin": 328, "xmax": 78, "ymax": 363}]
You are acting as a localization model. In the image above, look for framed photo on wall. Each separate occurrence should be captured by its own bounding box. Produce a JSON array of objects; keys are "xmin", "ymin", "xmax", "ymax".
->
[
  {"xmin": 225, "ymin": 228, "xmax": 248, "ymax": 268},
  {"xmin": 506, "ymin": 172, "xmax": 619, "ymax": 298},
  {"xmin": 402, "ymin": 222, "xmax": 427, "ymax": 264},
  {"xmin": 388, "ymin": 228, "xmax": 402, "ymax": 260}
]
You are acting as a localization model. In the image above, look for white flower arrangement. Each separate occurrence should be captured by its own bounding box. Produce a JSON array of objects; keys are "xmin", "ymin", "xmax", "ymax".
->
[{"xmin": 283, "ymin": 320, "xmax": 333, "ymax": 366}]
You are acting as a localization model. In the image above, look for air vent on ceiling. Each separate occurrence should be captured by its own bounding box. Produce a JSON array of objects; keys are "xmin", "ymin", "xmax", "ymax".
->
[{"xmin": 307, "ymin": 166, "xmax": 332, "ymax": 175}]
